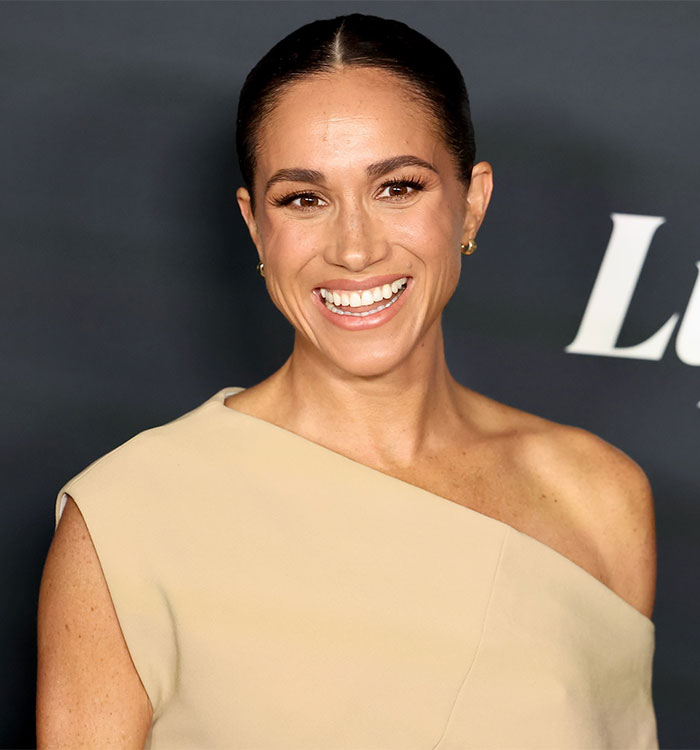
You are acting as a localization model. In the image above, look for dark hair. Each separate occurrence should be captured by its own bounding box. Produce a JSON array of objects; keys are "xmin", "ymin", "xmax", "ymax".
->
[{"xmin": 236, "ymin": 13, "xmax": 476, "ymax": 210}]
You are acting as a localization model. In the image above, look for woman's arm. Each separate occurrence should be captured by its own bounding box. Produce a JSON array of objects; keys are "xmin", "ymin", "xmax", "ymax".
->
[{"xmin": 37, "ymin": 496, "xmax": 153, "ymax": 748}]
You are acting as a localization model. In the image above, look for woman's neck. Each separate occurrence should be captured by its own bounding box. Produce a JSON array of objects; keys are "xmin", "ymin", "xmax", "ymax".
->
[{"xmin": 262, "ymin": 326, "xmax": 466, "ymax": 468}]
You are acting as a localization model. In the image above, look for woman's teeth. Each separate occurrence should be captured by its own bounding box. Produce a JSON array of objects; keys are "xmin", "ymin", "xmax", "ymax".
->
[{"xmin": 319, "ymin": 277, "xmax": 408, "ymax": 317}]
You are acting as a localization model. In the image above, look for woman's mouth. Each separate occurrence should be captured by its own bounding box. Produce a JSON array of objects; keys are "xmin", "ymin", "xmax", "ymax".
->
[{"xmin": 319, "ymin": 277, "xmax": 408, "ymax": 317}]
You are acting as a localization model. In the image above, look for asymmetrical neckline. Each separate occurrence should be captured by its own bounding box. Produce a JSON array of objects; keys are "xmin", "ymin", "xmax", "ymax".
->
[{"xmin": 211, "ymin": 386, "xmax": 654, "ymax": 632}]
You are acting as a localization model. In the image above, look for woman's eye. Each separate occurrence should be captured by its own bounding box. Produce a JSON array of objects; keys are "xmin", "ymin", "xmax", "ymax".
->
[
  {"xmin": 294, "ymin": 194, "xmax": 323, "ymax": 209},
  {"xmin": 275, "ymin": 192, "xmax": 326, "ymax": 210},
  {"xmin": 377, "ymin": 180, "xmax": 424, "ymax": 200}
]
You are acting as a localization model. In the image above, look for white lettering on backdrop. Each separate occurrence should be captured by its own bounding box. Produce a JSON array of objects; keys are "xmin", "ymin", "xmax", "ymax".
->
[{"xmin": 566, "ymin": 213, "xmax": 699, "ymax": 369}]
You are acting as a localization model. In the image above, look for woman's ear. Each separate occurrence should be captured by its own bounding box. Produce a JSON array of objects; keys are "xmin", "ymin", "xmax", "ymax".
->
[
  {"xmin": 462, "ymin": 161, "xmax": 494, "ymax": 242},
  {"xmin": 236, "ymin": 187, "xmax": 263, "ymax": 257}
]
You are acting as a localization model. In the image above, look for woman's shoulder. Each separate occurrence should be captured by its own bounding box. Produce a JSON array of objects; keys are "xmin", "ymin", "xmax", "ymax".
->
[
  {"xmin": 480, "ymin": 392, "xmax": 657, "ymax": 616},
  {"xmin": 56, "ymin": 389, "xmax": 247, "ymax": 521},
  {"xmin": 509, "ymin": 405, "xmax": 651, "ymax": 498},
  {"xmin": 65, "ymin": 390, "xmax": 233, "ymax": 476},
  {"xmin": 465, "ymin": 387, "xmax": 651, "ymax": 500}
]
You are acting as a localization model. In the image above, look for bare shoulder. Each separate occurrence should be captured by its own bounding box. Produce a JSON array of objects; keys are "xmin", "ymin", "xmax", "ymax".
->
[
  {"xmin": 509, "ymin": 404, "xmax": 656, "ymax": 618},
  {"xmin": 460, "ymin": 389, "xmax": 656, "ymax": 618},
  {"xmin": 37, "ymin": 496, "xmax": 152, "ymax": 748}
]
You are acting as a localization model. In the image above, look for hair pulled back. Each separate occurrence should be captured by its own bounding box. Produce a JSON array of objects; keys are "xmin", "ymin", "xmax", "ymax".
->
[{"xmin": 236, "ymin": 13, "xmax": 476, "ymax": 209}]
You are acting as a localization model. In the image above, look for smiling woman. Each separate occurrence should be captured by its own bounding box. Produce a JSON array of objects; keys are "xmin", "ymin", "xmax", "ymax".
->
[
  {"xmin": 235, "ymin": 60, "xmax": 492, "ymax": 374},
  {"xmin": 37, "ymin": 13, "xmax": 658, "ymax": 749}
]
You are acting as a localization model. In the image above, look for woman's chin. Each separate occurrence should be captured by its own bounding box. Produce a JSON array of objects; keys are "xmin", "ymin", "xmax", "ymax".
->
[{"xmin": 321, "ymin": 341, "xmax": 419, "ymax": 380}]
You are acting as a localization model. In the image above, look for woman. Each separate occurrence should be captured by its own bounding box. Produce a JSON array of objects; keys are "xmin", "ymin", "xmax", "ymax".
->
[{"xmin": 37, "ymin": 13, "xmax": 657, "ymax": 749}]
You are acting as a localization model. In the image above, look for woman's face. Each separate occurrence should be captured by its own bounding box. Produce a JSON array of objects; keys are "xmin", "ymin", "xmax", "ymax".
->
[{"xmin": 237, "ymin": 67, "xmax": 492, "ymax": 378}]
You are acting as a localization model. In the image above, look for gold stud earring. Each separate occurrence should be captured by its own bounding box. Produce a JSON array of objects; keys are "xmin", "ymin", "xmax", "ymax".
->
[
  {"xmin": 461, "ymin": 239, "xmax": 477, "ymax": 256},
  {"xmin": 256, "ymin": 261, "xmax": 265, "ymax": 278}
]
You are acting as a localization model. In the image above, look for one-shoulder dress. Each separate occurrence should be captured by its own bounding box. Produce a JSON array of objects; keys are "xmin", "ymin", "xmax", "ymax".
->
[{"xmin": 56, "ymin": 387, "xmax": 658, "ymax": 749}]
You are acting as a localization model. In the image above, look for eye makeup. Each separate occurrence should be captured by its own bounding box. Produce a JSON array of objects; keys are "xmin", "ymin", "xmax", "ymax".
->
[
  {"xmin": 270, "ymin": 173, "xmax": 428, "ymax": 210},
  {"xmin": 376, "ymin": 175, "xmax": 427, "ymax": 198}
]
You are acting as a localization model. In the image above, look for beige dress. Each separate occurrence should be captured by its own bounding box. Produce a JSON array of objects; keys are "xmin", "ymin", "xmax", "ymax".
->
[{"xmin": 56, "ymin": 387, "xmax": 658, "ymax": 749}]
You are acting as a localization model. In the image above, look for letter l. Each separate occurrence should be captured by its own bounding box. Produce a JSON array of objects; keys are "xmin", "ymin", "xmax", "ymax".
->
[{"xmin": 566, "ymin": 213, "xmax": 679, "ymax": 360}]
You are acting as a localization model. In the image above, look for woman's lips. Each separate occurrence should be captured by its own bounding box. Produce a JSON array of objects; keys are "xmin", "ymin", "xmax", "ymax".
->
[
  {"xmin": 313, "ymin": 277, "xmax": 412, "ymax": 330},
  {"xmin": 316, "ymin": 273, "xmax": 408, "ymax": 291}
]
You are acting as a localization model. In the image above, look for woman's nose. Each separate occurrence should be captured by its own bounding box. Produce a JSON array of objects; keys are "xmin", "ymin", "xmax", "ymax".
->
[{"xmin": 323, "ymin": 201, "xmax": 387, "ymax": 272}]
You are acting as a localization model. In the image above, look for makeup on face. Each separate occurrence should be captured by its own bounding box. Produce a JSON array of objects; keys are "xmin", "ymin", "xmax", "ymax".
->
[{"xmin": 244, "ymin": 67, "xmax": 469, "ymax": 374}]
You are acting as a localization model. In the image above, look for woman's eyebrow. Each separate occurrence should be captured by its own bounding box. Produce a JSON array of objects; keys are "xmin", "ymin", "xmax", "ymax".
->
[
  {"xmin": 265, "ymin": 168, "xmax": 325, "ymax": 192},
  {"xmin": 365, "ymin": 155, "xmax": 438, "ymax": 178},
  {"xmin": 264, "ymin": 155, "xmax": 438, "ymax": 193}
]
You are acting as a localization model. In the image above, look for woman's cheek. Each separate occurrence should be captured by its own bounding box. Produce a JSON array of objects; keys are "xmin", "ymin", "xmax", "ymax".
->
[
  {"xmin": 390, "ymin": 207, "xmax": 456, "ymax": 260},
  {"xmin": 261, "ymin": 218, "xmax": 317, "ymax": 268}
]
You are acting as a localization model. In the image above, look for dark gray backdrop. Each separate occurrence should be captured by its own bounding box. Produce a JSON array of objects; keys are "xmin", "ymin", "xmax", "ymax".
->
[{"xmin": 2, "ymin": 1, "xmax": 698, "ymax": 746}]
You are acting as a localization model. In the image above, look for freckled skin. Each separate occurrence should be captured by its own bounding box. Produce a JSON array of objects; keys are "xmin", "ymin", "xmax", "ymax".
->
[{"xmin": 37, "ymin": 498, "xmax": 153, "ymax": 747}]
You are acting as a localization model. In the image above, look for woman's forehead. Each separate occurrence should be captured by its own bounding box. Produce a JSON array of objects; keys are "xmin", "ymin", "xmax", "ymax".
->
[{"xmin": 256, "ymin": 68, "xmax": 445, "ymax": 176}]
